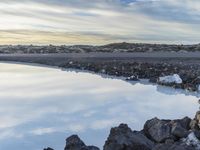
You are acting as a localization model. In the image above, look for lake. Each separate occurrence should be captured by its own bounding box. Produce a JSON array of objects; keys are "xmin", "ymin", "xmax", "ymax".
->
[{"xmin": 0, "ymin": 62, "xmax": 198, "ymax": 150}]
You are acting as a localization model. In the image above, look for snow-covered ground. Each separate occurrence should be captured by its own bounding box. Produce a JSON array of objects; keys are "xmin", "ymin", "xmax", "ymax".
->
[{"xmin": 159, "ymin": 74, "xmax": 182, "ymax": 84}]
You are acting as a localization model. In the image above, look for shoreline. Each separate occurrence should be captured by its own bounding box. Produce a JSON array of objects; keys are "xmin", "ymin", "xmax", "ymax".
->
[
  {"xmin": 45, "ymin": 111, "xmax": 200, "ymax": 150},
  {"xmin": 0, "ymin": 52, "xmax": 199, "ymax": 92},
  {"xmin": 0, "ymin": 53, "xmax": 200, "ymax": 149},
  {"xmin": 0, "ymin": 60, "xmax": 199, "ymax": 98}
]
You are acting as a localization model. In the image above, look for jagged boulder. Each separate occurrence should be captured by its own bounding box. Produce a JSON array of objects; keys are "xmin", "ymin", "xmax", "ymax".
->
[
  {"xmin": 189, "ymin": 111, "xmax": 200, "ymax": 130},
  {"xmin": 195, "ymin": 111, "xmax": 200, "ymax": 125},
  {"xmin": 190, "ymin": 119, "xmax": 199, "ymax": 130},
  {"xmin": 64, "ymin": 135, "xmax": 99, "ymax": 150},
  {"xmin": 171, "ymin": 122, "xmax": 188, "ymax": 138},
  {"xmin": 144, "ymin": 118, "xmax": 173, "ymax": 143},
  {"xmin": 144, "ymin": 116, "xmax": 191, "ymax": 143},
  {"xmin": 44, "ymin": 148, "xmax": 54, "ymax": 150},
  {"xmin": 170, "ymin": 117, "xmax": 191, "ymax": 130},
  {"xmin": 103, "ymin": 124, "xmax": 154, "ymax": 150}
]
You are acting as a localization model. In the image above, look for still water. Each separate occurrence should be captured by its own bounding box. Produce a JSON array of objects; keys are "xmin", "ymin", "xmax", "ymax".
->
[{"xmin": 0, "ymin": 62, "xmax": 198, "ymax": 150}]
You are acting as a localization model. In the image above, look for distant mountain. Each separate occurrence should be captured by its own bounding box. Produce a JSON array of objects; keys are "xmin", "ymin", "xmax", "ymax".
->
[{"xmin": 0, "ymin": 42, "xmax": 200, "ymax": 54}]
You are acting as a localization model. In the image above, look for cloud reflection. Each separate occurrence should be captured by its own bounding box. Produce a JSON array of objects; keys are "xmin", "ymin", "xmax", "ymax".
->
[{"xmin": 0, "ymin": 62, "xmax": 198, "ymax": 149}]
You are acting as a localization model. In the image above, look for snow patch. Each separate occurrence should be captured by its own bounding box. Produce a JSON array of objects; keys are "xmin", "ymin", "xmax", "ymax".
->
[
  {"xmin": 184, "ymin": 132, "xmax": 200, "ymax": 149},
  {"xmin": 159, "ymin": 74, "xmax": 182, "ymax": 84}
]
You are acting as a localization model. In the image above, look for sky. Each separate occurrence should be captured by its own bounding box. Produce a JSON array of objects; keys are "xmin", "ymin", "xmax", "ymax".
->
[{"xmin": 0, "ymin": 0, "xmax": 199, "ymax": 45}]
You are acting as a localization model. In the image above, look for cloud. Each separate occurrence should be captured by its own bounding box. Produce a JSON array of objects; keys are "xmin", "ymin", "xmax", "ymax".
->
[
  {"xmin": 30, "ymin": 127, "xmax": 57, "ymax": 135},
  {"xmin": 0, "ymin": 62, "xmax": 198, "ymax": 149},
  {"xmin": 0, "ymin": 0, "xmax": 199, "ymax": 44},
  {"xmin": 130, "ymin": 0, "xmax": 200, "ymax": 24}
]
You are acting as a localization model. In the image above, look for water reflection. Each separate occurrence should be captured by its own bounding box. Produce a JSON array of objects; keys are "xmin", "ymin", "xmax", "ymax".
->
[{"xmin": 0, "ymin": 62, "xmax": 198, "ymax": 150}]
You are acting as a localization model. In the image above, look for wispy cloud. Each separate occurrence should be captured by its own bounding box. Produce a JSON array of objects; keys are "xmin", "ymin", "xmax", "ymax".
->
[{"xmin": 0, "ymin": 0, "xmax": 199, "ymax": 44}]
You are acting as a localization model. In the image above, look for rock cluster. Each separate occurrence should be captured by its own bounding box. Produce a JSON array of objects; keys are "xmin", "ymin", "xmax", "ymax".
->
[
  {"xmin": 103, "ymin": 124, "xmax": 154, "ymax": 150},
  {"xmin": 61, "ymin": 61, "xmax": 200, "ymax": 91},
  {"xmin": 44, "ymin": 111, "xmax": 200, "ymax": 150}
]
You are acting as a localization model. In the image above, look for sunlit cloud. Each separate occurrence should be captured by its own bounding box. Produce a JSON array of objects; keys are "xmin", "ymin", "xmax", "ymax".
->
[
  {"xmin": 0, "ymin": 0, "xmax": 199, "ymax": 44},
  {"xmin": 30, "ymin": 127, "xmax": 57, "ymax": 135}
]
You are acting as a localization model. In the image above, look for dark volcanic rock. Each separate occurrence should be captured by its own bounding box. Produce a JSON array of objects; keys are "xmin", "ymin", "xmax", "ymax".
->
[
  {"xmin": 103, "ymin": 124, "xmax": 154, "ymax": 150},
  {"xmin": 64, "ymin": 135, "xmax": 99, "ymax": 150},
  {"xmin": 144, "ymin": 118, "xmax": 173, "ymax": 143},
  {"xmin": 176, "ymin": 117, "xmax": 191, "ymax": 130},
  {"xmin": 144, "ymin": 117, "xmax": 192, "ymax": 143},
  {"xmin": 190, "ymin": 119, "xmax": 199, "ymax": 130},
  {"xmin": 193, "ymin": 130, "xmax": 200, "ymax": 140},
  {"xmin": 44, "ymin": 112, "xmax": 200, "ymax": 150},
  {"xmin": 189, "ymin": 111, "xmax": 200, "ymax": 131},
  {"xmin": 153, "ymin": 142, "xmax": 194, "ymax": 150},
  {"xmin": 44, "ymin": 148, "xmax": 54, "ymax": 150},
  {"xmin": 195, "ymin": 111, "xmax": 200, "ymax": 123},
  {"xmin": 171, "ymin": 122, "xmax": 189, "ymax": 138}
]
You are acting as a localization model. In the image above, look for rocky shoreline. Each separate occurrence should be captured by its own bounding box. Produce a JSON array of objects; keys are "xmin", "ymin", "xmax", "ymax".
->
[
  {"xmin": 60, "ymin": 60, "xmax": 200, "ymax": 92},
  {"xmin": 0, "ymin": 53, "xmax": 200, "ymax": 92},
  {"xmin": 44, "ymin": 111, "xmax": 200, "ymax": 150}
]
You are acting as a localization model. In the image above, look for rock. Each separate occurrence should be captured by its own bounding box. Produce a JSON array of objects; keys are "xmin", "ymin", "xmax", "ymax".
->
[
  {"xmin": 153, "ymin": 142, "xmax": 194, "ymax": 150},
  {"xmin": 80, "ymin": 146, "xmax": 100, "ymax": 150},
  {"xmin": 144, "ymin": 118, "xmax": 173, "ymax": 143},
  {"xmin": 126, "ymin": 75, "xmax": 139, "ymax": 81},
  {"xmin": 195, "ymin": 111, "xmax": 200, "ymax": 128},
  {"xmin": 44, "ymin": 148, "xmax": 54, "ymax": 150},
  {"xmin": 171, "ymin": 123, "xmax": 189, "ymax": 139},
  {"xmin": 44, "ymin": 112, "xmax": 200, "ymax": 150},
  {"xmin": 103, "ymin": 124, "xmax": 154, "ymax": 150},
  {"xmin": 143, "ymin": 117, "xmax": 160, "ymax": 133},
  {"xmin": 65, "ymin": 135, "xmax": 85, "ymax": 150},
  {"xmin": 190, "ymin": 119, "xmax": 199, "ymax": 130},
  {"xmin": 65, "ymin": 135, "xmax": 99, "ymax": 150},
  {"xmin": 194, "ymin": 130, "xmax": 200, "ymax": 140},
  {"xmin": 183, "ymin": 132, "xmax": 200, "ymax": 149},
  {"xmin": 178, "ymin": 117, "xmax": 191, "ymax": 130},
  {"xmin": 165, "ymin": 139, "xmax": 174, "ymax": 145},
  {"xmin": 149, "ymin": 77, "xmax": 158, "ymax": 83},
  {"xmin": 195, "ymin": 111, "xmax": 200, "ymax": 122},
  {"xmin": 153, "ymin": 143, "xmax": 172, "ymax": 150},
  {"xmin": 144, "ymin": 116, "xmax": 192, "ymax": 143}
]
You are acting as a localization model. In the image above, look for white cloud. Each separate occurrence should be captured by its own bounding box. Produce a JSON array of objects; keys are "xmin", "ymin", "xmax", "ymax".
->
[
  {"xmin": 0, "ymin": 0, "xmax": 199, "ymax": 44},
  {"xmin": 30, "ymin": 127, "xmax": 57, "ymax": 135}
]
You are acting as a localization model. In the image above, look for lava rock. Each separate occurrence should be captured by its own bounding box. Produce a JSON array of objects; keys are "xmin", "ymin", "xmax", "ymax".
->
[
  {"xmin": 190, "ymin": 119, "xmax": 199, "ymax": 130},
  {"xmin": 177, "ymin": 117, "xmax": 191, "ymax": 130},
  {"xmin": 149, "ymin": 77, "xmax": 158, "ymax": 83},
  {"xmin": 193, "ymin": 130, "xmax": 200, "ymax": 140},
  {"xmin": 64, "ymin": 135, "xmax": 99, "ymax": 150},
  {"xmin": 144, "ymin": 118, "xmax": 173, "ymax": 143},
  {"xmin": 153, "ymin": 141, "xmax": 194, "ymax": 150},
  {"xmin": 103, "ymin": 124, "xmax": 154, "ymax": 150},
  {"xmin": 195, "ymin": 111, "xmax": 200, "ymax": 122},
  {"xmin": 44, "ymin": 148, "xmax": 54, "ymax": 150},
  {"xmin": 171, "ymin": 122, "xmax": 189, "ymax": 139}
]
